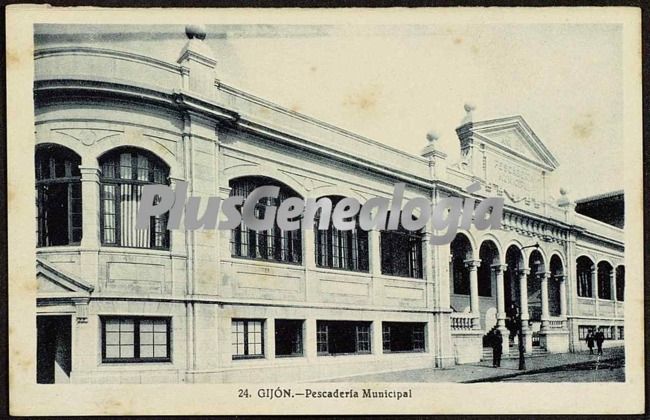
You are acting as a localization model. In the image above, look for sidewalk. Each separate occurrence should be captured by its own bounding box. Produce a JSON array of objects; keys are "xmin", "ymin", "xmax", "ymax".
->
[{"xmin": 324, "ymin": 347, "xmax": 625, "ymax": 383}]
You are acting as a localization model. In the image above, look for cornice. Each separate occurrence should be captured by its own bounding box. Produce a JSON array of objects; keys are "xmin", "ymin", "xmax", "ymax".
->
[{"xmin": 35, "ymin": 46, "xmax": 182, "ymax": 75}]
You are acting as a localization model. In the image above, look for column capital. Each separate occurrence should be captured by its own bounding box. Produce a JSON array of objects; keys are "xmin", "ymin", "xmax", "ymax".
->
[
  {"xmin": 518, "ymin": 268, "xmax": 531, "ymax": 276},
  {"xmin": 218, "ymin": 185, "xmax": 231, "ymax": 195},
  {"xmin": 554, "ymin": 274, "xmax": 567, "ymax": 281},
  {"xmin": 169, "ymin": 176, "xmax": 187, "ymax": 185},
  {"xmin": 491, "ymin": 263, "xmax": 508, "ymax": 272},
  {"xmin": 536, "ymin": 271, "xmax": 551, "ymax": 280},
  {"xmin": 464, "ymin": 259, "xmax": 481, "ymax": 269},
  {"xmin": 79, "ymin": 165, "xmax": 101, "ymax": 179}
]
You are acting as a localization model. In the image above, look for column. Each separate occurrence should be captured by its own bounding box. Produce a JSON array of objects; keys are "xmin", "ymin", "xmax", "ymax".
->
[
  {"xmin": 591, "ymin": 267, "xmax": 598, "ymax": 316},
  {"xmin": 465, "ymin": 259, "xmax": 481, "ymax": 329},
  {"xmin": 369, "ymin": 229, "xmax": 384, "ymax": 306},
  {"xmin": 79, "ymin": 166, "xmax": 101, "ymax": 286},
  {"xmin": 518, "ymin": 269, "xmax": 530, "ymax": 323},
  {"xmin": 304, "ymin": 227, "xmax": 317, "ymax": 302},
  {"xmin": 519, "ymin": 269, "xmax": 532, "ymax": 352},
  {"xmin": 369, "ymin": 229, "xmax": 382, "ymax": 277},
  {"xmin": 540, "ymin": 272, "xmax": 550, "ymax": 331},
  {"xmin": 169, "ymin": 177, "xmax": 189, "ymax": 297},
  {"xmin": 493, "ymin": 264, "xmax": 507, "ymax": 326},
  {"xmin": 610, "ymin": 270, "xmax": 617, "ymax": 317},
  {"xmin": 372, "ymin": 319, "xmax": 384, "ymax": 356},
  {"xmin": 422, "ymin": 232, "xmax": 434, "ymax": 309},
  {"xmin": 558, "ymin": 275, "xmax": 567, "ymax": 329},
  {"xmin": 493, "ymin": 264, "xmax": 509, "ymax": 354},
  {"xmin": 79, "ymin": 166, "xmax": 101, "ymax": 249},
  {"xmin": 304, "ymin": 319, "xmax": 318, "ymax": 361},
  {"xmin": 266, "ymin": 317, "xmax": 276, "ymax": 361}
]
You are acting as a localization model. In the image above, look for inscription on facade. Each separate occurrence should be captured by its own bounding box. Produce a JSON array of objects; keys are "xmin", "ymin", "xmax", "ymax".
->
[{"xmin": 488, "ymin": 154, "xmax": 538, "ymax": 199}]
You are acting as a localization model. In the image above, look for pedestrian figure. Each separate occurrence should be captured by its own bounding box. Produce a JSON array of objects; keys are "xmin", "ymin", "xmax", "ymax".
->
[
  {"xmin": 595, "ymin": 329, "xmax": 605, "ymax": 355},
  {"xmin": 492, "ymin": 329, "xmax": 503, "ymax": 368},
  {"xmin": 586, "ymin": 331, "xmax": 595, "ymax": 354}
]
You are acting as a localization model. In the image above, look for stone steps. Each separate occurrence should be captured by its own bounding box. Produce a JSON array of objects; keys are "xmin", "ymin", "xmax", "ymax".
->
[{"xmin": 481, "ymin": 346, "xmax": 548, "ymax": 360}]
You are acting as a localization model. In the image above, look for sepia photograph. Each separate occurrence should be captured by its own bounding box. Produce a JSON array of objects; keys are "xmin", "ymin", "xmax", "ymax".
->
[{"xmin": 5, "ymin": 5, "xmax": 644, "ymax": 416}]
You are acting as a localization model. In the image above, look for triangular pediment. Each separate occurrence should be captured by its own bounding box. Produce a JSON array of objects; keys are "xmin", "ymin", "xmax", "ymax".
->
[
  {"xmin": 36, "ymin": 258, "xmax": 94, "ymax": 295},
  {"xmin": 460, "ymin": 116, "xmax": 559, "ymax": 171}
]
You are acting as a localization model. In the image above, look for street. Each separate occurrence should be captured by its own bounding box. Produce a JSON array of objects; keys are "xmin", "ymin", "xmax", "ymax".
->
[
  {"xmin": 324, "ymin": 347, "xmax": 625, "ymax": 383},
  {"xmin": 497, "ymin": 357, "xmax": 625, "ymax": 382}
]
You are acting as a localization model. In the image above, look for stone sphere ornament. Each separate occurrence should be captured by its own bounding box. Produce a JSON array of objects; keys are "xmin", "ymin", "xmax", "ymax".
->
[{"xmin": 186, "ymin": 24, "xmax": 207, "ymax": 40}]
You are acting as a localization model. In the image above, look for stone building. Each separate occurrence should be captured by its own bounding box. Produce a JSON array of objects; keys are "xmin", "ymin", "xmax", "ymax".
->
[{"xmin": 34, "ymin": 25, "xmax": 625, "ymax": 384}]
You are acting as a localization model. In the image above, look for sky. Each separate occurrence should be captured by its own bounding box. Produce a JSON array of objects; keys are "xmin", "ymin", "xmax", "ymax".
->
[{"xmin": 37, "ymin": 23, "xmax": 624, "ymax": 200}]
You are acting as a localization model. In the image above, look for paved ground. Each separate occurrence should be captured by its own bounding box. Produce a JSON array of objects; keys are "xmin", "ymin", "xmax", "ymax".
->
[
  {"xmin": 498, "ymin": 360, "xmax": 624, "ymax": 382},
  {"xmin": 325, "ymin": 347, "xmax": 625, "ymax": 383}
]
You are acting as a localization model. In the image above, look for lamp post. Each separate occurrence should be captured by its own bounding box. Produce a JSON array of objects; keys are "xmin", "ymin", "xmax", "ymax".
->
[{"xmin": 515, "ymin": 242, "xmax": 540, "ymax": 371}]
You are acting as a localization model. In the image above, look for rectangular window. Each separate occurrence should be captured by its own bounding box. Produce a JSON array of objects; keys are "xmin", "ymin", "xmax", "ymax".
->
[
  {"xmin": 578, "ymin": 325, "xmax": 594, "ymax": 340},
  {"xmin": 317, "ymin": 323, "xmax": 328, "ymax": 354},
  {"xmin": 232, "ymin": 319, "xmax": 264, "ymax": 359},
  {"xmin": 102, "ymin": 317, "xmax": 171, "ymax": 363},
  {"xmin": 356, "ymin": 324, "xmax": 370, "ymax": 353},
  {"xmin": 275, "ymin": 319, "xmax": 303, "ymax": 357},
  {"xmin": 382, "ymin": 322, "xmax": 426, "ymax": 352},
  {"xmin": 380, "ymin": 215, "xmax": 423, "ymax": 279},
  {"xmin": 101, "ymin": 183, "xmax": 169, "ymax": 249},
  {"xmin": 36, "ymin": 182, "xmax": 83, "ymax": 247},
  {"xmin": 598, "ymin": 325, "xmax": 614, "ymax": 340},
  {"xmin": 618, "ymin": 326, "xmax": 624, "ymax": 340},
  {"xmin": 316, "ymin": 320, "xmax": 372, "ymax": 355},
  {"xmin": 316, "ymin": 227, "xmax": 369, "ymax": 272}
]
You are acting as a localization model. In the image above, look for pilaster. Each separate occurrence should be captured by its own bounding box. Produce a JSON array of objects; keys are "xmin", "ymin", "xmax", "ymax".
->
[{"xmin": 79, "ymin": 166, "xmax": 100, "ymax": 287}]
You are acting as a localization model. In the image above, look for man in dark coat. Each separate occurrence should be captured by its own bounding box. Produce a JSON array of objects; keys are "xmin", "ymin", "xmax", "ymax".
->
[
  {"xmin": 586, "ymin": 331, "xmax": 595, "ymax": 354},
  {"xmin": 492, "ymin": 329, "xmax": 503, "ymax": 368},
  {"xmin": 595, "ymin": 329, "xmax": 605, "ymax": 355}
]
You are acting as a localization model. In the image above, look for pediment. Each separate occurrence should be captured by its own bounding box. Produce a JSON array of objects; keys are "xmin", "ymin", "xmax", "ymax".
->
[
  {"xmin": 460, "ymin": 116, "xmax": 559, "ymax": 171},
  {"xmin": 36, "ymin": 258, "xmax": 94, "ymax": 295}
]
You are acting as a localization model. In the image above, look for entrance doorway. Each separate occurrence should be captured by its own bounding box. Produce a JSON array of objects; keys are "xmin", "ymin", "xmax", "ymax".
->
[{"xmin": 36, "ymin": 315, "xmax": 71, "ymax": 384}]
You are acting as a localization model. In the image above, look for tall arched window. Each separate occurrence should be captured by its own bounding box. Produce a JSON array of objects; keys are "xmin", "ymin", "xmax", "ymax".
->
[
  {"xmin": 576, "ymin": 256, "xmax": 594, "ymax": 298},
  {"xmin": 450, "ymin": 234, "xmax": 473, "ymax": 294},
  {"xmin": 315, "ymin": 196, "xmax": 368, "ymax": 272},
  {"xmin": 230, "ymin": 177, "xmax": 302, "ymax": 264},
  {"xmin": 99, "ymin": 148, "xmax": 170, "ymax": 249},
  {"xmin": 597, "ymin": 261, "xmax": 613, "ymax": 300},
  {"xmin": 35, "ymin": 144, "xmax": 82, "ymax": 247},
  {"xmin": 478, "ymin": 241, "xmax": 499, "ymax": 297},
  {"xmin": 616, "ymin": 265, "xmax": 625, "ymax": 301}
]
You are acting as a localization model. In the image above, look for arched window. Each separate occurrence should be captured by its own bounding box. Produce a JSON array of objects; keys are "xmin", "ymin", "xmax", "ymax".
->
[
  {"xmin": 576, "ymin": 256, "xmax": 594, "ymax": 298},
  {"xmin": 315, "ymin": 196, "xmax": 368, "ymax": 272},
  {"xmin": 478, "ymin": 241, "xmax": 499, "ymax": 297},
  {"xmin": 35, "ymin": 144, "xmax": 82, "ymax": 247},
  {"xmin": 230, "ymin": 177, "xmax": 302, "ymax": 264},
  {"xmin": 549, "ymin": 255, "xmax": 564, "ymax": 316},
  {"xmin": 527, "ymin": 250, "xmax": 545, "ymax": 321},
  {"xmin": 597, "ymin": 261, "xmax": 613, "ymax": 300},
  {"xmin": 380, "ymin": 212, "xmax": 423, "ymax": 279},
  {"xmin": 99, "ymin": 148, "xmax": 170, "ymax": 249},
  {"xmin": 450, "ymin": 234, "xmax": 472, "ymax": 294},
  {"xmin": 616, "ymin": 266, "xmax": 625, "ymax": 302}
]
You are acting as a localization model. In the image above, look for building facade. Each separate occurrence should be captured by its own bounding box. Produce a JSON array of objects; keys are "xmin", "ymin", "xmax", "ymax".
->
[{"xmin": 34, "ymin": 25, "xmax": 625, "ymax": 384}]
